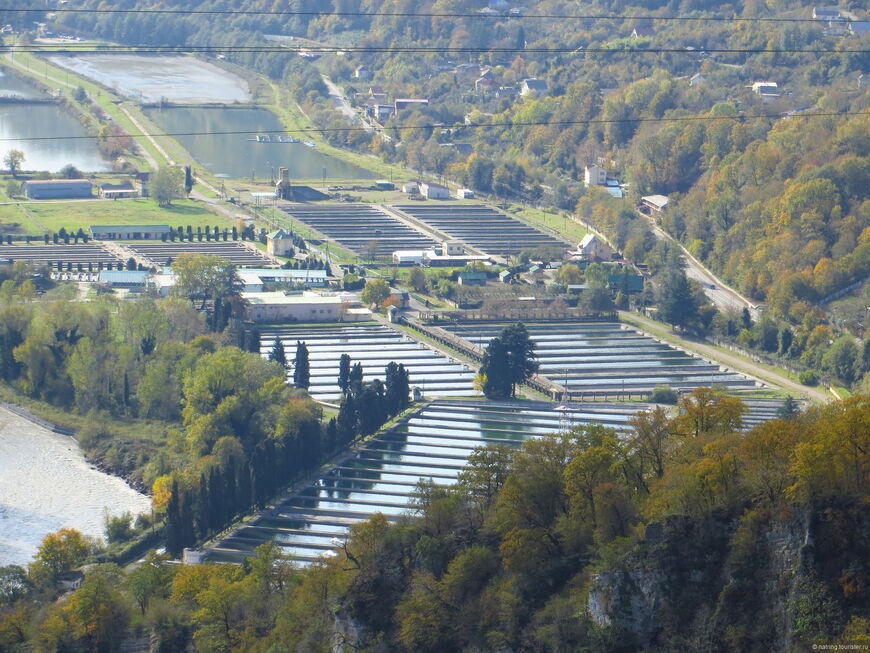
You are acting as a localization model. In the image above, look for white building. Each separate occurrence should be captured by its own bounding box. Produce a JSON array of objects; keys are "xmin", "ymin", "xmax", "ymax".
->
[
  {"xmin": 392, "ymin": 250, "xmax": 427, "ymax": 265},
  {"xmin": 242, "ymin": 291, "xmax": 347, "ymax": 323},
  {"xmin": 266, "ymin": 229, "xmax": 296, "ymax": 257},
  {"xmin": 456, "ymin": 188, "xmax": 475, "ymax": 199},
  {"xmin": 576, "ymin": 234, "xmax": 613, "ymax": 260},
  {"xmin": 402, "ymin": 182, "xmax": 419, "ymax": 194},
  {"xmin": 751, "ymin": 81, "xmax": 780, "ymax": 102},
  {"xmin": 520, "ymin": 78, "xmax": 548, "ymax": 97},
  {"xmin": 641, "ymin": 195, "xmax": 670, "ymax": 214},
  {"xmin": 584, "ymin": 164, "xmax": 607, "ymax": 187},
  {"xmin": 419, "ymin": 182, "xmax": 450, "ymax": 199}
]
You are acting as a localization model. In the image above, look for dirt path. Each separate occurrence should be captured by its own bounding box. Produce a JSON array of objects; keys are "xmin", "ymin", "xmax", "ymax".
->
[{"xmin": 620, "ymin": 311, "xmax": 831, "ymax": 404}]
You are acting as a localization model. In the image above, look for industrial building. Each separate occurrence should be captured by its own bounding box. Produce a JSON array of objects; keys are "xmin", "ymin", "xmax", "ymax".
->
[
  {"xmin": 242, "ymin": 292, "xmax": 348, "ymax": 323},
  {"xmin": 22, "ymin": 179, "xmax": 93, "ymax": 200}
]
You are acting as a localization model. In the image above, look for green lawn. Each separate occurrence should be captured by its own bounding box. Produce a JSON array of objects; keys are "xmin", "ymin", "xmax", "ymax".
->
[
  {"xmin": 508, "ymin": 205, "xmax": 588, "ymax": 245},
  {"xmin": 3, "ymin": 198, "xmax": 230, "ymax": 234}
]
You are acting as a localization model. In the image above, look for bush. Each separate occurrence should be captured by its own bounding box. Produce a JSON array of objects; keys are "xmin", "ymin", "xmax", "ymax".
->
[
  {"xmin": 649, "ymin": 384, "xmax": 678, "ymax": 404},
  {"xmin": 104, "ymin": 511, "xmax": 134, "ymax": 544},
  {"xmin": 799, "ymin": 370, "xmax": 819, "ymax": 386}
]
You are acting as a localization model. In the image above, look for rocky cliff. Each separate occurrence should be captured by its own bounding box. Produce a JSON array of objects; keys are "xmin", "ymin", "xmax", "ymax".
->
[{"xmin": 588, "ymin": 502, "xmax": 870, "ymax": 651}]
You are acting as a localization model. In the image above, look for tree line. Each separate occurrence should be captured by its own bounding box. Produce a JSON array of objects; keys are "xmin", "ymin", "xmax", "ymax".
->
[{"xmin": 3, "ymin": 392, "xmax": 866, "ymax": 652}]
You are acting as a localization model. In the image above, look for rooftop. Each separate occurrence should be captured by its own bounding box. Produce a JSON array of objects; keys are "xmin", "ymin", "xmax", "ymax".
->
[
  {"xmin": 642, "ymin": 194, "xmax": 670, "ymax": 209},
  {"xmin": 24, "ymin": 178, "xmax": 91, "ymax": 186},
  {"xmin": 241, "ymin": 292, "xmax": 345, "ymax": 306},
  {"xmin": 98, "ymin": 270, "xmax": 149, "ymax": 283}
]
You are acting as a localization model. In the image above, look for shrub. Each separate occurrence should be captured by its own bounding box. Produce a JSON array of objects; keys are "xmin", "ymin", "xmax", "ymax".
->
[
  {"xmin": 649, "ymin": 384, "xmax": 678, "ymax": 404},
  {"xmin": 104, "ymin": 511, "xmax": 134, "ymax": 544},
  {"xmin": 799, "ymin": 370, "xmax": 819, "ymax": 386}
]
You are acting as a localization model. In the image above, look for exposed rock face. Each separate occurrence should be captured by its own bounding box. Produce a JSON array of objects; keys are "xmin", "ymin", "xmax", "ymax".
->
[
  {"xmin": 588, "ymin": 502, "xmax": 870, "ymax": 651},
  {"xmin": 333, "ymin": 611, "xmax": 365, "ymax": 653}
]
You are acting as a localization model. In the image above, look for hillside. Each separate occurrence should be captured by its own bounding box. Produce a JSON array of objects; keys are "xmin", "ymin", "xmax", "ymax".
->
[
  {"xmin": 2, "ymin": 393, "xmax": 867, "ymax": 651},
  {"xmin": 40, "ymin": 1, "xmax": 869, "ymax": 321}
]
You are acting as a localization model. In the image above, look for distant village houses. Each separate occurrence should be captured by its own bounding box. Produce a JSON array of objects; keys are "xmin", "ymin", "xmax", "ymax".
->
[
  {"xmin": 631, "ymin": 26, "xmax": 656, "ymax": 38},
  {"xmin": 520, "ymin": 78, "xmax": 548, "ymax": 97}
]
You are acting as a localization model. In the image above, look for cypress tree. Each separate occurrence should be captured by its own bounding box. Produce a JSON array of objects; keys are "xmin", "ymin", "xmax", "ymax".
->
[
  {"xmin": 385, "ymin": 361, "xmax": 410, "ymax": 416},
  {"xmin": 208, "ymin": 467, "xmax": 222, "ymax": 533},
  {"xmin": 269, "ymin": 338, "xmax": 287, "ymax": 367},
  {"xmin": 337, "ymin": 393, "xmax": 356, "ymax": 445},
  {"xmin": 293, "ymin": 340, "xmax": 310, "ymax": 389},
  {"xmin": 501, "ymin": 323, "xmax": 538, "ymax": 398},
  {"xmin": 657, "ymin": 268, "xmax": 700, "ymax": 330},
  {"xmin": 397, "ymin": 363, "xmax": 411, "ymax": 410},
  {"xmin": 179, "ymin": 487, "xmax": 195, "ymax": 550},
  {"xmin": 165, "ymin": 478, "xmax": 183, "ymax": 557},
  {"xmin": 196, "ymin": 474, "xmax": 209, "ymax": 539},
  {"xmin": 349, "ymin": 362, "xmax": 364, "ymax": 391},
  {"xmin": 481, "ymin": 337, "xmax": 512, "ymax": 399},
  {"xmin": 248, "ymin": 327, "xmax": 261, "ymax": 353},
  {"xmin": 337, "ymin": 353, "xmax": 351, "ymax": 394}
]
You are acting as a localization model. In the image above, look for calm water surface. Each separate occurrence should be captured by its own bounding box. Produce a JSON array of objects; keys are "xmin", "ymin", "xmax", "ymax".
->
[
  {"xmin": 145, "ymin": 106, "xmax": 376, "ymax": 180},
  {"xmin": 0, "ymin": 72, "xmax": 111, "ymax": 172}
]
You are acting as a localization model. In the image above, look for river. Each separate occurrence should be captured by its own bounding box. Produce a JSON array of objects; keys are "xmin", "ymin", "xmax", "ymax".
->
[
  {"xmin": 0, "ymin": 407, "xmax": 150, "ymax": 567},
  {"xmin": 0, "ymin": 70, "xmax": 111, "ymax": 173}
]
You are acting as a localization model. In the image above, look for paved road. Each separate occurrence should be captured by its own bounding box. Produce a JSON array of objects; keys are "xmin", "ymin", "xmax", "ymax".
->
[
  {"xmin": 640, "ymin": 212, "xmax": 760, "ymax": 319},
  {"xmin": 620, "ymin": 311, "xmax": 831, "ymax": 404},
  {"xmin": 321, "ymin": 75, "xmax": 366, "ymax": 126},
  {"xmin": 321, "ymin": 74, "xmax": 391, "ymax": 141}
]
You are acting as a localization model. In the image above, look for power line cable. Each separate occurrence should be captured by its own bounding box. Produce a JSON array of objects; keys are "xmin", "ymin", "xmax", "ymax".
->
[
  {"xmin": 5, "ymin": 45, "xmax": 867, "ymax": 55},
  {"xmin": 0, "ymin": 6, "xmax": 846, "ymax": 23},
  {"xmin": 0, "ymin": 110, "xmax": 862, "ymax": 143}
]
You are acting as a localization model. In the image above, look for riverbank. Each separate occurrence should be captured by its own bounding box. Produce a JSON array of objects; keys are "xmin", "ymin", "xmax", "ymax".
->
[
  {"xmin": 0, "ymin": 405, "xmax": 150, "ymax": 566},
  {"xmin": 0, "ymin": 384, "xmax": 169, "ymax": 492}
]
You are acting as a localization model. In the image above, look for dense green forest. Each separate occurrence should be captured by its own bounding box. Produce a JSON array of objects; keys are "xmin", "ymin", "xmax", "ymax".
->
[{"xmin": 2, "ymin": 392, "xmax": 867, "ymax": 651}]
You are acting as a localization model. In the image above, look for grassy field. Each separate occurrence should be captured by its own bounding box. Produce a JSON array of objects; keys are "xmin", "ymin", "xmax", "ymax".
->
[
  {"xmin": 0, "ymin": 198, "xmax": 230, "ymax": 234},
  {"xmin": 507, "ymin": 205, "xmax": 588, "ymax": 245}
]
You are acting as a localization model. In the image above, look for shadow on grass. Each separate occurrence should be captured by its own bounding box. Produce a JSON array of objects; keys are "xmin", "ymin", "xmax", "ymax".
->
[{"xmin": 160, "ymin": 203, "xmax": 211, "ymax": 215}]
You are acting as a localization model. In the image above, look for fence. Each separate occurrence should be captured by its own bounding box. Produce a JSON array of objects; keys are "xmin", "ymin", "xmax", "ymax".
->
[{"xmin": 419, "ymin": 311, "xmax": 618, "ymax": 324}]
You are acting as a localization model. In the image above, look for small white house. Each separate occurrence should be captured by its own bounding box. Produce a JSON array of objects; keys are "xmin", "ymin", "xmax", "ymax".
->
[
  {"xmin": 266, "ymin": 228, "xmax": 296, "ymax": 257},
  {"xmin": 751, "ymin": 81, "xmax": 780, "ymax": 102},
  {"xmin": 456, "ymin": 188, "xmax": 475, "ymax": 199},
  {"xmin": 442, "ymin": 240, "xmax": 465, "ymax": 256},
  {"xmin": 402, "ymin": 182, "xmax": 419, "ymax": 194},
  {"xmin": 576, "ymin": 234, "xmax": 613, "ymax": 260},
  {"xmin": 392, "ymin": 250, "xmax": 427, "ymax": 265},
  {"xmin": 520, "ymin": 78, "xmax": 548, "ymax": 97},
  {"xmin": 584, "ymin": 164, "xmax": 607, "ymax": 187},
  {"xmin": 641, "ymin": 195, "xmax": 670, "ymax": 214},
  {"xmin": 419, "ymin": 182, "xmax": 450, "ymax": 199}
]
